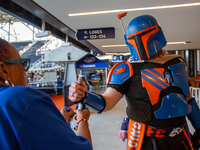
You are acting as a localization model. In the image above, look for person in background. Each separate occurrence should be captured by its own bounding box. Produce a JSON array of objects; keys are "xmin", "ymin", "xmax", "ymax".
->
[
  {"xmin": 0, "ymin": 38, "xmax": 92, "ymax": 150},
  {"xmin": 69, "ymin": 14, "xmax": 200, "ymax": 150}
]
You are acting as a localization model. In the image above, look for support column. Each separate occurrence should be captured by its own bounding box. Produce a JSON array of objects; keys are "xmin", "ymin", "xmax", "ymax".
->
[{"xmin": 185, "ymin": 50, "xmax": 196, "ymax": 77}]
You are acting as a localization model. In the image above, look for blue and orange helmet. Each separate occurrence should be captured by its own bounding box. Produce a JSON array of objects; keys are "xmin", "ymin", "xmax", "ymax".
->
[{"xmin": 125, "ymin": 15, "xmax": 167, "ymax": 61}]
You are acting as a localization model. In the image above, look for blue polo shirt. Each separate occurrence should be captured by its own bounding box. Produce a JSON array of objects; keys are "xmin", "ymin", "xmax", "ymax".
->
[{"xmin": 0, "ymin": 85, "xmax": 92, "ymax": 150}]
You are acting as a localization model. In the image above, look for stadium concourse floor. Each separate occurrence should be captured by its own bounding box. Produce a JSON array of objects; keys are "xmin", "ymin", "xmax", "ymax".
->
[{"xmin": 51, "ymin": 88, "xmax": 127, "ymax": 150}]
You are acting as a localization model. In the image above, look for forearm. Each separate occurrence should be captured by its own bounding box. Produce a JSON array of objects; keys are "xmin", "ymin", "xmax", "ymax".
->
[
  {"xmin": 102, "ymin": 95, "xmax": 115, "ymax": 112},
  {"xmin": 102, "ymin": 88, "xmax": 123, "ymax": 112},
  {"xmin": 77, "ymin": 121, "xmax": 93, "ymax": 148}
]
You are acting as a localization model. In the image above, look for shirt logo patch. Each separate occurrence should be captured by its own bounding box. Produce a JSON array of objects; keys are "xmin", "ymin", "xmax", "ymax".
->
[{"xmin": 114, "ymin": 67, "xmax": 126, "ymax": 75}]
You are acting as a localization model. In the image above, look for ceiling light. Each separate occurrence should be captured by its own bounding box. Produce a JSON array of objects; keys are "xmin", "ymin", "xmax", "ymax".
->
[
  {"xmin": 102, "ymin": 42, "xmax": 189, "ymax": 47},
  {"xmin": 167, "ymin": 42, "xmax": 186, "ymax": 44},
  {"xmin": 102, "ymin": 44, "xmax": 126, "ymax": 47},
  {"xmin": 105, "ymin": 52, "xmax": 131, "ymax": 56},
  {"xmin": 69, "ymin": 2, "xmax": 200, "ymax": 16},
  {"xmin": 97, "ymin": 52, "xmax": 132, "ymax": 60}
]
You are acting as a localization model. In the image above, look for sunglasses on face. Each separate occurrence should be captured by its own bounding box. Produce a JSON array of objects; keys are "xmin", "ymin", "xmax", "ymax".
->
[{"xmin": 1, "ymin": 58, "xmax": 31, "ymax": 71}]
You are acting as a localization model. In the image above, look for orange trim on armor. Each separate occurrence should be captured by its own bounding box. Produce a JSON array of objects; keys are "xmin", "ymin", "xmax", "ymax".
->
[
  {"xmin": 127, "ymin": 61, "xmax": 134, "ymax": 76},
  {"xmin": 127, "ymin": 39, "xmax": 141, "ymax": 60},
  {"xmin": 182, "ymin": 129, "xmax": 194, "ymax": 150},
  {"xmin": 141, "ymin": 25, "xmax": 159, "ymax": 58},
  {"xmin": 144, "ymin": 69, "xmax": 170, "ymax": 88},
  {"xmin": 106, "ymin": 62, "xmax": 120, "ymax": 84},
  {"xmin": 141, "ymin": 74, "xmax": 161, "ymax": 105},
  {"xmin": 142, "ymin": 72, "xmax": 166, "ymax": 89},
  {"xmin": 153, "ymin": 68, "xmax": 164, "ymax": 75},
  {"xmin": 145, "ymin": 69, "xmax": 166, "ymax": 83},
  {"xmin": 141, "ymin": 68, "xmax": 169, "ymax": 105},
  {"xmin": 106, "ymin": 61, "xmax": 133, "ymax": 84},
  {"xmin": 127, "ymin": 120, "xmax": 146, "ymax": 150}
]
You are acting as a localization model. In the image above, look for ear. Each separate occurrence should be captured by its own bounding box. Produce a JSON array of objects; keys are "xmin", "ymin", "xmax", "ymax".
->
[{"xmin": 0, "ymin": 62, "xmax": 9, "ymax": 81}]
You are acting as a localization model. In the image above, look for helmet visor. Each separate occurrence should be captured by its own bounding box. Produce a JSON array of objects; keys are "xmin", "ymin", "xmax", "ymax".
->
[{"xmin": 127, "ymin": 25, "xmax": 159, "ymax": 60}]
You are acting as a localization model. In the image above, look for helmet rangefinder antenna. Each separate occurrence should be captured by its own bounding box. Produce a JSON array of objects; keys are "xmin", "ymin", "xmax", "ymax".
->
[{"xmin": 117, "ymin": 12, "xmax": 127, "ymax": 35}]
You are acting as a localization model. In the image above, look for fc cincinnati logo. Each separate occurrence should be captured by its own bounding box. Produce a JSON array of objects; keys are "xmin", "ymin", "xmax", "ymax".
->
[{"xmin": 84, "ymin": 57, "xmax": 95, "ymax": 63}]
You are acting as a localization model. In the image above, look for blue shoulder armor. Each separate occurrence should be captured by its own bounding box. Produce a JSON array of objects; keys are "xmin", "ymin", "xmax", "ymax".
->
[{"xmin": 107, "ymin": 61, "xmax": 134, "ymax": 85}]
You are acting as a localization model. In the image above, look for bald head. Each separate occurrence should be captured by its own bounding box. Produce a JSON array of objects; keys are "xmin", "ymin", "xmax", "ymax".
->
[{"xmin": 0, "ymin": 38, "xmax": 21, "ymax": 61}]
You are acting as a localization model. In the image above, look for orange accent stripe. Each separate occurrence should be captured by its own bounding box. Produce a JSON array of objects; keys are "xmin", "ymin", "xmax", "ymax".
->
[
  {"xmin": 144, "ymin": 69, "xmax": 170, "ymax": 87},
  {"xmin": 127, "ymin": 39, "xmax": 141, "ymax": 60},
  {"xmin": 153, "ymin": 68, "xmax": 170, "ymax": 86},
  {"xmin": 141, "ymin": 76, "xmax": 161, "ymax": 105},
  {"xmin": 127, "ymin": 120, "xmax": 146, "ymax": 150},
  {"xmin": 106, "ymin": 62, "xmax": 122, "ymax": 84},
  {"xmin": 126, "ymin": 61, "xmax": 134, "ymax": 76},
  {"xmin": 183, "ymin": 129, "xmax": 193, "ymax": 150},
  {"xmin": 141, "ymin": 72, "xmax": 166, "ymax": 89},
  {"xmin": 145, "ymin": 69, "xmax": 166, "ymax": 83},
  {"xmin": 141, "ymin": 25, "xmax": 159, "ymax": 58},
  {"xmin": 126, "ymin": 25, "xmax": 158, "ymax": 41},
  {"xmin": 153, "ymin": 68, "xmax": 164, "ymax": 75},
  {"xmin": 141, "ymin": 68, "xmax": 169, "ymax": 105}
]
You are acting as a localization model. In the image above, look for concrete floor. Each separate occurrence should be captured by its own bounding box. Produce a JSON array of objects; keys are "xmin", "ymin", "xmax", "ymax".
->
[
  {"xmin": 89, "ymin": 97, "xmax": 127, "ymax": 150},
  {"xmin": 89, "ymin": 88, "xmax": 127, "ymax": 149}
]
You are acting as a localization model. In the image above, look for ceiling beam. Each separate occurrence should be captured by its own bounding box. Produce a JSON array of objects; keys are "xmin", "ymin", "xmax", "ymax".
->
[{"xmin": 0, "ymin": 0, "xmax": 103, "ymax": 54}]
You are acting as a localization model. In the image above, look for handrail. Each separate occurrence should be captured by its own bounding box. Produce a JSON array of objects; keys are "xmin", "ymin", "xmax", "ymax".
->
[{"xmin": 19, "ymin": 41, "xmax": 37, "ymax": 55}]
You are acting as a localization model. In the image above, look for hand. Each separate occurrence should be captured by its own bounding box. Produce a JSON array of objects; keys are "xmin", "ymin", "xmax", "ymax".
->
[
  {"xmin": 119, "ymin": 130, "xmax": 128, "ymax": 142},
  {"xmin": 69, "ymin": 77, "xmax": 87, "ymax": 103},
  {"xmin": 74, "ymin": 108, "xmax": 90, "ymax": 121},
  {"xmin": 60, "ymin": 108, "xmax": 75, "ymax": 124}
]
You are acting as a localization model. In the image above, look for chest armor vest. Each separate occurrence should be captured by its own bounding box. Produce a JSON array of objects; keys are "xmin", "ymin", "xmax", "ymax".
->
[
  {"xmin": 141, "ymin": 63, "xmax": 191, "ymax": 119},
  {"xmin": 106, "ymin": 57, "xmax": 192, "ymax": 123}
]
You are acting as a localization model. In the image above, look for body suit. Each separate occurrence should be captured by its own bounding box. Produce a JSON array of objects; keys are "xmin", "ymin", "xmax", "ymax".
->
[{"xmin": 107, "ymin": 53, "xmax": 193, "ymax": 150}]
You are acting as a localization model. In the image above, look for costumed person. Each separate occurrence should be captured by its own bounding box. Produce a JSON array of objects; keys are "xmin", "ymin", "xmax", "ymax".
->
[
  {"xmin": 0, "ymin": 38, "xmax": 92, "ymax": 150},
  {"xmin": 69, "ymin": 14, "xmax": 200, "ymax": 150}
]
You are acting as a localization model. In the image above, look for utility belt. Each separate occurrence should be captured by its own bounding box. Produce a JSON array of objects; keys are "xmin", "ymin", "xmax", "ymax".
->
[
  {"xmin": 126, "ymin": 120, "xmax": 186, "ymax": 150},
  {"xmin": 145, "ymin": 123, "xmax": 185, "ymax": 138}
]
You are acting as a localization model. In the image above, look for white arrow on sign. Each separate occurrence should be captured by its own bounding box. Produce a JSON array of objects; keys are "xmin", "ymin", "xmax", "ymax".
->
[{"xmin": 84, "ymin": 36, "xmax": 88, "ymax": 39}]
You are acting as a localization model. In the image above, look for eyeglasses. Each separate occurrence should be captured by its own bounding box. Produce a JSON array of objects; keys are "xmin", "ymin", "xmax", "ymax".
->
[{"xmin": 1, "ymin": 58, "xmax": 31, "ymax": 71}]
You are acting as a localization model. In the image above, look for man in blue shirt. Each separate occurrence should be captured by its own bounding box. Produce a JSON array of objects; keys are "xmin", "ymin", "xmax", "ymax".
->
[{"xmin": 0, "ymin": 38, "xmax": 92, "ymax": 150}]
